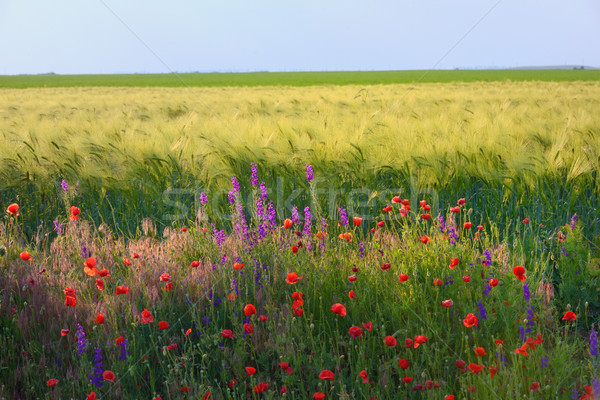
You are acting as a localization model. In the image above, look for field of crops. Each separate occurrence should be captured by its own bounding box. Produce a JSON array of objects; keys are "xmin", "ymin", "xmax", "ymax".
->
[{"xmin": 0, "ymin": 74, "xmax": 599, "ymax": 399}]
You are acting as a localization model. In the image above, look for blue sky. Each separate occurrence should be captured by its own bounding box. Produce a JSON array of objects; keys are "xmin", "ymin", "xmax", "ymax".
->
[{"xmin": 1, "ymin": 0, "xmax": 599, "ymax": 75}]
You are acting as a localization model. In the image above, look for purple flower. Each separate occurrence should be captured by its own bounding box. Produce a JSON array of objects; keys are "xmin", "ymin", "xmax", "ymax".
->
[
  {"xmin": 199, "ymin": 192, "xmax": 208, "ymax": 205},
  {"xmin": 483, "ymin": 248, "xmax": 492, "ymax": 266},
  {"xmin": 250, "ymin": 163, "xmax": 258, "ymax": 186},
  {"xmin": 339, "ymin": 207, "xmax": 348, "ymax": 226},
  {"xmin": 231, "ymin": 176, "xmax": 240, "ymax": 193},
  {"xmin": 593, "ymin": 376, "xmax": 600, "ymax": 400},
  {"xmin": 61, "ymin": 179, "xmax": 68, "ymax": 192},
  {"xmin": 291, "ymin": 206, "xmax": 300, "ymax": 225},
  {"xmin": 438, "ymin": 216, "xmax": 446, "ymax": 233},
  {"xmin": 445, "ymin": 275, "xmax": 454, "ymax": 286},
  {"xmin": 540, "ymin": 357, "xmax": 549, "ymax": 369},
  {"xmin": 306, "ymin": 164, "xmax": 314, "ymax": 182},
  {"xmin": 53, "ymin": 220, "xmax": 63, "ymax": 234},
  {"xmin": 570, "ymin": 213, "xmax": 578, "ymax": 230},
  {"xmin": 89, "ymin": 347, "xmax": 103, "ymax": 387},
  {"xmin": 359, "ymin": 242, "xmax": 365, "ymax": 258},
  {"xmin": 477, "ymin": 299, "xmax": 487, "ymax": 321},
  {"xmin": 228, "ymin": 191, "xmax": 235, "ymax": 204},
  {"xmin": 590, "ymin": 328, "xmax": 598, "ymax": 359},
  {"xmin": 519, "ymin": 326, "xmax": 526, "ymax": 342},
  {"xmin": 303, "ymin": 206, "xmax": 312, "ymax": 237},
  {"xmin": 76, "ymin": 323, "xmax": 87, "ymax": 354},
  {"xmin": 203, "ymin": 315, "xmax": 210, "ymax": 325},
  {"xmin": 523, "ymin": 282, "xmax": 530, "ymax": 302},
  {"xmin": 119, "ymin": 339, "xmax": 129, "ymax": 361},
  {"xmin": 448, "ymin": 227, "xmax": 458, "ymax": 245}
]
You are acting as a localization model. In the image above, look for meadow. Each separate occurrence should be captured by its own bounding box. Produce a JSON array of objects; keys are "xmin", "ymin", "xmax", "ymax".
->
[{"xmin": 0, "ymin": 75, "xmax": 599, "ymax": 399}]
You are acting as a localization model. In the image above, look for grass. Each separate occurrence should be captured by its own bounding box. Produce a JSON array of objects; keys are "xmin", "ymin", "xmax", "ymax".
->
[{"xmin": 1, "ymin": 69, "xmax": 600, "ymax": 89}]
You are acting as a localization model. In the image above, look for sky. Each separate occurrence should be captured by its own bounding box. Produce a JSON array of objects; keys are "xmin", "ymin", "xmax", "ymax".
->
[{"xmin": 1, "ymin": 0, "xmax": 599, "ymax": 75}]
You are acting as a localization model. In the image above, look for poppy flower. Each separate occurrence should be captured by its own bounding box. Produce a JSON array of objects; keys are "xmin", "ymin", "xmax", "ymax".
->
[
  {"xmin": 397, "ymin": 358, "xmax": 409, "ymax": 369},
  {"xmin": 490, "ymin": 365, "xmax": 497, "ymax": 378},
  {"xmin": 185, "ymin": 328, "xmax": 192, "ymax": 336},
  {"xmin": 65, "ymin": 295, "xmax": 76, "ymax": 307},
  {"xmin": 293, "ymin": 308, "xmax": 304, "ymax": 317},
  {"xmin": 449, "ymin": 258, "xmax": 459, "ymax": 269},
  {"xmin": 84, "ymin": 258, "xmax": 98, "ymax": 276},
  {"xmin": 348, "ymin": 290, "xmax": 357, "ymax": 299},
  {"xmin": 433, "ymin": 278, "xmax": 442, "ymax": 286},
  {"xmin": 404, "ymin": 338, "xmax": 414, "ymax": 348},
  {"xmin": 221, "ymin": 329, "xmax": 233, "ymax": 339},
  {"xmin": 349, "ymin": 326, "xmax": 362, "ymax": 338},
  {"xmin": 359, "ymin": 370, "xmax": 369, "ymax": 384},
  {"xmin": 381, "ymin": 263, "xmax": 391, "ymax": 271},
  {"xmin": 291, "ymin": 245, "xmax": 298, "ymax": 253},
  {"xmin": 362, "ymin": 321, "xmax": 372, "ymax": 331},
  {"xmin": 423, "ymin": 204, "xmax": 431, "ymax": 211},
  {"xmin": 419, "ymin": 200, "xmax": 427, "ymax": 208},
  {"xmin": 402, "ymin": 375, "xmax": 413, "ymax": 383},
  {"xmin": 382, "ymin": 205, "xmax": 392, "ymax": 212},
  {"xmin": 377, "ymin": 220, "xmax": 385, "ymax": 227},
  {"xmin": 158, "ymin": 321, "xmax": 169, "ymax": 330},
  {"xmin": 180, "ymin": 387, "xmax": 190, "ymax": 392},
  {"xmin": 190, "ymin": 260, "xmax": 200, "ymax": 268},
  {"xmin": 450, "ymin": 206, "xmax": 460, "ymax": 213},
  {"xmin": 348, "ymin": 274, "xmax": 357, "ymax": 282},
  {"xmin": 421, "ymin": 214, "xmax": 431, "ymax": 220},
  {"xmin": 399, "ymin": 273, "xmax": 409, "ymax": 282},
  {"xmin": 20, "ymin": 251, "xmax": 32, "ymax": 261},
  {"xmin": 165, "ymin": 282, "xmax": 173, "ymax": 291},
  {"xmin": 495, "ymin": 339, "xmax": 504, "ymax": 346},
  {"xmin": 475, "ymin": 347, "xmax": 486, "ymax": 356},
  {"xmin": 513, "ymin": 265, "xmax": 526, "ymax": 281},
  {"xmin": 464, "ymin": 222, "xmax": 472, "ymax": 229},
  {"xmin": 86, "ymin": 392, "xmax": 97, "ymax": 400},
  {"xmin": 94, "ymin": 313, "xmax": 105, "ymax": 324},
  {"xmin": 392, "ymin": 196, "xmax": 401, "ymax": 203},
  {"xmin": 284, "ymin": 219, "xmax": 293, "ymax": 229},
  {"xmin": 98, "ymin": 269, "xmax": 110, "ymax": 277},
  {"xmin": 245, "ymin": 366, "xmax": 256, "ymax": 376},
  {"xmin": 95, "ymin": 279, "xmax": 104, "ymax": 291},
  {"xmin": 489, "ymin": 278, "xmax": 498, "ymax": 287},
  {"xmin": 338, "ymin": 232, "xmax": 352, "ymax": 241},
  {"xmin": 159, "ymin": 273, "xmax": 171, "ymax": 282},
  {"xmin": 233, "ymin": 262, "xmax": 244, "ymax": 270},
  {"xmin": 457, "ymin": 198, "xmax": 466, "ymax": 206},
  {"xmin": 279, "ymin": 385, "xmax": 286, "ymax": 393},
  {"xmin": 103, "ymin": 370, "xmax": 116, "ymax": 382},
  {"xmin": 514, "ymin": 343, "xmax": 529, "ymax": 356},
  {"xmin": 69, "ymin": 206, "xmax": 80, "ymax": 220},
  {"xmin": 463, "ymin": 313, "xmax": 478, "ymax": 328},
  {"xmin": 285, "ymin": 272, "xmax": 303, "ymax": 284},
  {"xmin": 561, "ymin": 311, "xmax": 576, "ymax": 321},
  {"xmin": 331, "ymin": 303, "xmax": 347, "ymax": 317},
  {"xmin": 455, "ymin": 360, "xmax": 466, "ymax": 369},
  {"xmin": 468, "ymin": 363, "xmax": 484, "ymax": 374},
  {"xmin": 122, "ymin": 258, "xmax": 131, "ymax": 266},
  {"xmin": 442, "ymin": 299, "xmax": 453, "ymax": 308},
  {"xmin": 353, "ymin": 216, "xmax": 362, "ymax": 226},
  {"xmin": 133, "ymin": 253, "xmax": 139, "ymax": 258},
  {"xmin": 116, "ymin": 286, "xmax": 129, "ymax": 295},
  {"xmin": 314, "ymin": 393, "xmax": 325, "ymax": 400},
  {"xmin": 115, "ymin": 336, "xmax": 124, "ymax": 345},
  {"xmin": 47, "ymin": 378, "xmax": 59, "ymax": 387},
  {"xmin": 141, "ymin": 309, "xmax": 154, "ymax": 324},
  {"xmin": 319, "ymin": 370, "xmax": 335, "ymax": 382},
  {"xmin": 462, "ymin": 275, "xmax": 471, "ymax": 282},
  {"xmin": 243, "ymin": 323, "xmax": 254, "ymax": 334},
  {"xmin": 414, "ymin": 335, "xmax": 428, "ymax": 348},
  {"xmin": 203, "ymin": 392, "xmax": 211, "ymax": 400},
  {"xmin": 181, "ymin": 227, "xmax": 187, "ymax": 232},
  {"xmin": 6, "ymin": 203, "xmax": 19, "ymax": 216},
  {"xmin": 61, "ymin": 329, "xmax": 69, "ymax": 336},
  {"xmin": 244, "ymin": 304, "xmax": 257, "ymax": 317},
  {"xmin": 477, "ymin": 225, "xmax": 484, "ymax": 230},
  {"xmin": 383, "ymin": 336, "xmax": 397, "ymax": 347},
  {"xmin": 522, "ymin": 218, "xmax": 529, "ymax": 224},
  {"xmin": 259, "ymin": 315, "xmax": 267, "ymax": 321},
  {"xmin": 444, "ymin": 396, "xmax": 455, "ymax": 400},
  {"xmin": 420, "ymin": 235, "xmax": 430, "ymax": 244}
]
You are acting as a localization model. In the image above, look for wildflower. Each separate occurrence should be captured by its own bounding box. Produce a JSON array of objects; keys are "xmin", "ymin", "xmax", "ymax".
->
[
  {"xmin": 405, "ymin": 338, "xmax": 414, "ymax": 348},
  {"xmin": 522, "ymin": 218, "xmax": 529, "ymax": 224},
  {"xmin": 20, "ymin": 251, "xmax": 32, "ymax": 261},
  {"xmin": 397, "ymin": 359, "xmax": 410, "ymax": 369},
  {"xmin": 349, "ymin": 326, "xmax": 363, "ymax": 338},
  {"xmin": 319, "ymin": 370, "xmax": 335, "ymax": 382},
  {"xmin": 562, "ymin": 311, "xmax": 577, "ymax": 321},
  {"xmin": 421, "ymin": 214, "xmax": 431, "ymax": 220},
  {"xmin": 514, "ymin": 265, "xmax": 526, "ymax": 281},
  {"xmin": 76, "ymin": 323, "xmax": 87, "ymax": 354},
  {"xmin": 221, "ymin": 329, "xmax": 233, "ymax": 339},
  {"xmin": 362, "ymin": 321, "xmax": 372, "ymax": 331},
  {"xmin": 541, "ymin": 357, "xmax": 549, "ymax": 368},
  {"xmin": 6, "ymin": 203, "xmax": 20, "ymax": 216},
  {"xmin": 283, "ymin": 219, "xmax": 293, "ymax": 229},
  {"xmin": 402, "ymin": 375, "xmax": 413, "ymax": 383},
  {"xmin": 61, "ymin": 329, "xmax": 69, "ymax": 336},
  {"xmin": 244, "ymin": 304, "xmax": 256, "ymax": 317},
  {"xmin": 47, "ymin": 378, "xmax": 59, "ymax": 387},
  {"xmin": 490, "ymin": 365, "xmax": 497, "ymax": 378},
  {"xmin": 514, "ymin": 343, "xmax": 529, "ymax": 356},
  {"xmin": 314, "ymin": 392, "xmax": 325, "ymax": 400},
  {"xmin": 383, "ymin": 336, "xmax": 397, "ymax": 347},
  {"xmin": 450, "ymin": 206, "xmax": 460, "ymax": 213},
  {"xmin": 86, "ymin": 392, "xmax": 97, "ymax": 400},
  {"xmin": 140, "ymin": 309, "xmax": 153, "ymax": 324},
  {"xmin": 103, "ymin": 370, "xmax": 115, "ymax": 382},
  {"xmin": 420, "ymin": 235, "xmax": 430, "ymax": 244},
  {"xmin": 119, "ymin": 338, "xmax": 129, "ymax": 361},
  {"xmin": 89, "ymin": 347, "xmax": 103, "ymax": 387},
  {"xmin": 463, "ymin": 313, "xmax": 478, "ymax": 328},
  {"xmin": 353, "ymin": 216, "xmax": 362, "ymax": 226},
  {"xmin": 468, "ymin": 363, "xmax": 484, "ymax": 374},
  {"xmin": 70, "ymin": 206, "xmax": 80, "ymax": 220},
  {"xmin": 477, "ymin": 299, "xmax": 487, "ymax": 321},
  {"xmin": 433, "ymin": 278, "xmax": 442, "ymax": 286},
  {"xmin": 285, "ymin": 272, "xmax": 303, "ymax": 284},
  {"xmin": 116, "ymin": 286, "xmax": 129, "ymax": 295},
  {"xmin": 53, "ymin": 220, "xmax": 63, "ymax": 234},
  {"xmin": 464, "ymin": 222, "xmax": 472, "ymax": 229},
  {"xmin": 339, "ymin": 207, "xmax": 348, "ymax": 226},
  {"xmin": 98, "ymin": 269, "xmax": 110, "ymax": 277},
  {"xmin": 94, "ymin": 314, "xmax": 105, "ymax": 324},
  {"xmin": 95, "ymin": 279, "xmax": 104, "ymax": 291},
  {"xmin": 475, "ymin": 347, "xmax": 487, "ymax": 356},
  {"xmin": 158, "ymin": 321, "xmax": 169, "ymax": 330},
  {"xmin": 590, "ymin": 328, "xmax": 598, "ymax": 359},
  {"xmin": 399, "ymin": 273, "xmax": 409, "ymax": 282},
  {"xmin": 414, "ymin": 335, "xmax": 429, "ymax": 348},
  {"xmin": 331, "ymin": 303, "xmax": 347, "ymax": 317},
  {"xmin": 442, "ymin": 299, "xmax": 453, "ymax": 308},
  {"xmin": 245, "ymin": 366, "xmax": 256, "ymax": 376},
  {"xmin": 306, "ymin": 164, "xmax": 314, "ymax": 182},
  {"xmin": 489, "ymin": 278, "xmax": 498, "ymax": 287},
  {"xmin": 523, "ymin": 282, "xmax": 530, "ymax": 302},
  {"xmin": 463, "ymin": 275, "xmax": 471, "ymax": 282},
  {"xmin": 449, "ymin": 258, "xmax": 459, "ymax": 269},
  {"xmin": 84, "ymin": 258, "xmax": 98, "ymax": 276}
]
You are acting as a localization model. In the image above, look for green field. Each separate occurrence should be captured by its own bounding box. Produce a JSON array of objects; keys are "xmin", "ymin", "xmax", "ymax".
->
[{"xmin": 1, "ymin": 69, "xmax": 600, "ymax": 88}]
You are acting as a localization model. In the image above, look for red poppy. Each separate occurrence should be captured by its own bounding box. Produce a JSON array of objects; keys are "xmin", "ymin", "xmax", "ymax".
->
[
  {"xmin": 383, "ymin": 336, "xmax": 397, "ymax": 347},
  {"xmin": 284, "ymin": 219, "xmax": 293, "ymax": 229},
  {"xmin": 489, "ymin": 278, "xmax": 498, "ymax": 287},
  {"xmin": 331, "ymin": 303, "xmax": 347, "ymax": 317},
  {"xmin": 84, "ymin": 258, "xmax": 98, "ymax": 276},
  {"xmin": 377, "ymin": 220, "xmax": 385, "ymax": 227},
  {"xmin": 421, "ymin": 214, "xmax": 431, "ymax": 220},
  {"xmin": 455, "ymin": 360, "xmax": 466, "ymax": 370},
  {"xmin": 158, "ymin": 321, "xmax": 169, "ymax": 330},
  {"xmin": 293, "ymin": 308, "xmax": 304, "ymax": 316},
  {"xmin": 450, "ymin": 206, "xmax": 460, "ymax": 213},
  {"xmin": 115, "ymin": 336, "xmax": 124, "ymax": 345},
  {"xmin": 561, "ymin": 311, "xmax": 576, "ymax": 321},
  {"xmin": 529, "ymin": 381, "xmax": 540, "ymax": 392},
  {"xmin": 190, "ymin": 260, "xmax": 200, "ymax": 268},
  {"xmin": 103, "ymin": 370, "xmax": 116, "ymax": 382},
  {"xmin": 291, "ymin": 246, "xmax": 298, "ymax": 253},
  {"xmin": 20, "ymin": 251, "xmax": 32, "ymax": 261},
  {"xmin": 348, "ymin": 274, "xmax": 357, "ymax": 281},
  {"xmin": 362, "ymin": 321, "xmax": 372, "ymax": 331},
  {"xmin": 468, "ymin": 363, "xmax": 484, "ymax": 374},
  {"xmin": 348, "ymin": 290, "xmax": 357, "ymax": 299},
  {"xmin": 159, "ymin": 273, "xmax": 171, "ymax": 282},
  {"xmin": 414, "ymin": 335, "xmax": 429, "ymax": 348},
  {"xmin": 382, "ymin": 205, "xmax": 392, "ymax": 212},
  {"xmin": 243, "ymin": 323, "xmax": 254, "ymax": 334},
  {"xmin": 94, "ymin": 313, "xmax": 105, "ymax": 324},
  {"xmin": 116, "ymin": 286, "xmax": 129, "ymax": 295},
  {"xmin": 69, "ymin": 206, "xmax": 80, "ymax": 220},
  {"xmin": 444, "ymin": 396, "xmax": 455, "ymax": 400},
  {"xmin": 477, "ymin": 225, "xmax": 484, "ymax": 230},
  {"xmin": 203, "ymin": 392, "xmax": 211, "ymax": 400},
  {"xmin": 353, "ymin": 216, "xmax": 362, "ymax": 226},
  {"xmin": 98, "ymin": 269, "xmax": 110, "ymax": 277},
  {"xmin": 449, "ymin": 258, "xmax": 459, "ymax": 269},
  {"xmin": 245, "ymin": 366, "xmax": 256, "ymax": 376},
  {"xmin": 86, "ymin": 392, "xmax": 97, "ymax": 400},
  {"xmin": 397, "ymin": 358, "xmax": 409, "ymax": 369},
  {"xmin": 180, "ymin": 387, "xmax": 190, "ymax": 392},
  {"xmin": 285, "ymin": 272, "xmax": 303, "ymax": 284},
  {"xmin": 359, "ymin": 370, "xmax": 369, "ymax": 383},
  {"xmin": 95, "ymin": 279, "xmax": 104, "ymax": 291},
  {"xmin": 522, "ymin": 218, "xmax": 529, "ymax": 224},
  {"xmin": 47, "ymin": 378, "xmax": 59, "ymax": 387},
  {"xmin": 399, "ymin": 273, "xmax": 409, "ymax": 282},
  {"xmin": 381, "ymin": 263, "xmax": 391, "ymax": 271},
  {"xmin": 349, "ymin": 326, "xmax": 363, "ymax": 338},
  {"xmin": 133, "ymin": 253, "xmax": 139, "ymax": 258},
  {"xmin": 228, "ymin": 292, "xmax": 237, "ymax": 302},
  {"xmin": 165, "ymin": 282, "xmax": 173, "ymax": 291},
  {"xmin": 280, "ymin": 385, "xmax": 286, "ymax": 393},
  {"xmin": 319, "ymin": 370, "xmax": 335, "ymax": 382},
  {"xmin": 122, "ymin": 258, "xmax": 131, "ymax": 266},
  {"xmin": 423, "ymin": 204, "xmax": 431, "ymax": 211},
  {"xmin": 420, "ymin": 235, "xmax": 430, "ymax": 244},
  {"xmin": 462, "ymin": 275, "xmax": 471, "ymax": 282},
  {"xmin": 259, "ymin": 315, "xmax": 267, "ymax": 321},
  {"xmin": 141, "ymin": 309, "xmax": 154, "ymax": 324},
  {"xmin": 464, "ymin": 222, "xmax": 472, "ymax": 229},
  {"xmin": 314, "ymin": 393, "xmax": 325, "ymax": 400},
  {"xmin": 495, "ymin": 339, "xmax": 504, "ymax": 346},
  {"xmin": 6, "ymin": 203, "xmax": 19, "ymax": 216},
  {"xmin": 490, "ymin": 365, "xmax": 497, "ymax": 378},
  {"xmin": 185, "ymin": 328, "xmax": 192, "ymax": 336},
  {"xmin": 442, "ymin": 299, "xmax": 453, "ymax": 308},
  {"xmin": 475, "ymin": 347, "xmax": 486, "ymax": 356},
  {"xmin": 65, "ymin": 295, "xmax": 76, "ymax": 307},
  {"xmin": 405, "ymin": 338, "xmax": 414, "ymax": 348},
  {"xmin": 513, "ymin": 265, "xmax": 526, "ymax": 280},
  {"xmin": 457, "ymin": 198, "xmax": 466, "ymax": 206},
  {"xmin": 514, "ymin": 343, "xmax": 529, "ymax": 356},
  {"xmin": 419, "ymin": 200, "xmax": 427, "ymax": 208},
  {"xmin": 463, "ymin": 313, "xmax": 478, "ymax": 328},
  {"xmin": 61, "ymin": 329, "xmax": 69, "ymax": 336},
  {"xmin": 433, "ymin": 278, "xmax": 442, "ymax": 286},
  {"xmin": 221, "ymin": 329, "xmax": 233, "ymax": 339},
  {"xmin": 233, "ymin": 262, "xmax": 244, "ymax": 270},
  {"xmin": 402, "ymin": 375, "xmax": 413, "ymax": 383},
  {"xmin": 244, "ymin": 304, "xmax": 256, "ymax": 317},
  {"xmin": 182, "ymin": 227, "xmax": 187, "ymax": 232}
]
